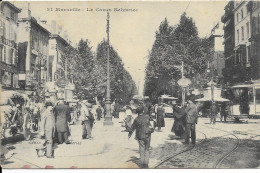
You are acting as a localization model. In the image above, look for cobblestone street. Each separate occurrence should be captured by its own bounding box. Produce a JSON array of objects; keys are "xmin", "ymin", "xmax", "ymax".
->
[{"xmin": 2, "ymin": 117, "xmax": 260, "ymax": 168}]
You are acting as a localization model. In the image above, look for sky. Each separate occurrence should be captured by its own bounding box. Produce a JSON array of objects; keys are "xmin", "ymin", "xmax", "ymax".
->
[{"xmin": 11, "ymin": 0, "xmax": 228, "ymax": 96}]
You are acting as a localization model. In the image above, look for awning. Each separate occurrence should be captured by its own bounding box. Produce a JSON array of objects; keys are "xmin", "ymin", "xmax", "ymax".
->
[
  {"xmin": 160, "ymin": 95, "xmax": 178, "ymax": 100},
  {"xmin": 231, "ymin": 84, "xmax": 253, "ymax": 88},
  {"xmin": 195, "ymin": 97, "xmax": 230, "ymax": 102}
]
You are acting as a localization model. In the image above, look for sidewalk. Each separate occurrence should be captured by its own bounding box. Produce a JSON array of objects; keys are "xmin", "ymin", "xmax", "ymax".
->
[{"xmin": 5, "ymin": 117, "xmax": 258, "ymax": 168}]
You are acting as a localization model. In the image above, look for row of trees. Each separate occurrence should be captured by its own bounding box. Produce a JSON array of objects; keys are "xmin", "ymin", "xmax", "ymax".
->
[
  {"xmin": 63, "ymin": 39, "xmax": 137, "ymax": 104},
  {"xmin": 144, "ymin": 13, "xmax": 214, "ymax": 103}
]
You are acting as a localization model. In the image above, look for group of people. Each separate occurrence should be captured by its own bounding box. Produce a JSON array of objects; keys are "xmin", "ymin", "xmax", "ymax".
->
[
  {"xmin": 37, "ymin": 98, "xmax": 105, "ymax": 158},
  {"xmin": 171, "ymin": 97, "xmax": 203, "ymax": 145},
  {"xmin": 210, "ymin": 102, "xmax": 228, "ymax": 124}
]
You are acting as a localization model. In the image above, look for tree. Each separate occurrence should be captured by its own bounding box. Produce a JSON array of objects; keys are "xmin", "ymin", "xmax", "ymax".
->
[
  {"xmin": 144, "ymin": 13, "xmax": 212, "ymax": 103},
  {"xmin": 96, "ymin": 40, "xmax": 137, "ymax": 104}
]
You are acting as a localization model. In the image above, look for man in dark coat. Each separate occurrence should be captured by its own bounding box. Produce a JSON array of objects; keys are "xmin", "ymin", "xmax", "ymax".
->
[
  {"xmin": 53, "ymin": 98, "xmax": 71, "ymax": 144},
  {"xmin": 128, "ymin": 105, "xmax": 154, "ymax": 168},
  {"xmin": 210, "ymin": 101, "xmax": 219, "ymax": 124},
  {"xmin": 184, "ymin": 97, "xmax": 198, "ymax": 145},
  {"xmin": 96, "ymin": 106, "xmax": 102, "ymax": 120},
  {"xmin": 156, "ymin": 104, "xmax": 165, "ymax": 131}
]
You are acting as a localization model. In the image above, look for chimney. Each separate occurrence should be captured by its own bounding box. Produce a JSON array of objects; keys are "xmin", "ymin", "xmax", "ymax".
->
[
  {"xmin": 57, "ymin": 24, "xmax": 63, "ymax": 35},
  {"xmin": 51, "ymin": 20, "xmax": 56, "ymax": 34},
  {"xmin": 63, "ymin": 30, "xmax": 68, "ymax": 41},
  {"xmin": 19, "ymin": 2, "xmax": 31, "ymax": 18}
]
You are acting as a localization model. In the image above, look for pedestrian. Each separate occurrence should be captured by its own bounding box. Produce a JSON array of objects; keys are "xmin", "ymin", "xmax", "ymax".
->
[
  {"xmin": 124, "ymin": 105, "xmax": 133, "ymax": 132},
  {"xmin": 78, "ymin": 102, "xmax": 93, "ymax": 139},
  {"xmin": 210, "ymin": 101, "xmax": 219, "ymax": 124},
  {"xmin": 128, "ymin": 105, "xmax": 154, "ymax": 168},
  {"xmin": 96, "ymin": 105, "xmax": 102, "ymax": 120},
  {"xmin": 184, "ymin": 97, "xmax": 198, "ymax": 145},
  {"xmin": 23, "ymin": 107, "xmax": 32, "ymax": 140},
  {"xmin": 172, "ymin": 102, "xmax": 186, "ymax": 138},
  {"xmin": 38, "ymin": 102, "xmax": 55, "ymax": 158},
  {"xmin": 114, "ymin": 102, "xmax": 120, "ymax": 118},
  {"xmin": 156, "ymin": 103, "xmax": 165, "ymax": 131},
  {"xmin": 53, "ymin": 98, "xmax": 71, "ymax": 144},
  {"xmin": 220, "ymin": 102, "xmax": 227, "ymax": 122},
  {"xmin": 31, "ymin": 103, "xmax": 40, "ymax": 132}
]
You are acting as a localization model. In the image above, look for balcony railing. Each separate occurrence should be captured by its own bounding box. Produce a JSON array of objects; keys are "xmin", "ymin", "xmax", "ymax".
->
[{"xmin": 0, "ymin": 36, "xmax": 18, "ymax": 49}]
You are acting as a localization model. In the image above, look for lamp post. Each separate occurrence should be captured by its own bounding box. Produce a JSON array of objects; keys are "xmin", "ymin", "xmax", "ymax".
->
[
  {"xmin": 177, "ymin": 61, "xmax": 191, "ymax": 106},
  {"xmin": 104, "ymin": 12, "xmax": 113, "ymax": 126}
]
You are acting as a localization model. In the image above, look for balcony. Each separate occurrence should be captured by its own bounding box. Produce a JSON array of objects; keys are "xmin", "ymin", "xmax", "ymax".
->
[
  {"xmin": 0, "ymin": 36, "xmax": 18, "ymax": 49},
  {"xmin": 221, "ymin": 10, "xmax": 233, "ymax": 23}
]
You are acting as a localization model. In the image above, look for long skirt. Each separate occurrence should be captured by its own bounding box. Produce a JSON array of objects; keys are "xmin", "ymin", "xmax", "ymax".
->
[
  {"xmin": 171, "ymin": 119, "xmax": 185, "ymax": 137},
  {"xmin": 156, "ymin": 115, "xmax": 165, "ymax": 128}
]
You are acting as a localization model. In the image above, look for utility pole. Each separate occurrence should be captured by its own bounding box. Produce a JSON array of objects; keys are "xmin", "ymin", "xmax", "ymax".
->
[{"xmin": 104, "ymin": 12, "xmax": 113, "ymax": 126}]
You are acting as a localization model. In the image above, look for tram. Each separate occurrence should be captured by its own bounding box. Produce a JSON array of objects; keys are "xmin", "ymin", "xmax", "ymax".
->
[{"xmin": 229, "ymin": 82, "xmax": 260, "ymax": 119}]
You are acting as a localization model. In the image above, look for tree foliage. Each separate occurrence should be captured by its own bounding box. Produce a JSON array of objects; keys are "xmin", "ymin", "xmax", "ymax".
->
[
  {"xmin": 63, "ymin": 39, "xmax": 137, "ymax": 104},
  {"xmin": 144, "ymin": 13, "xmax": 212, "ymax": 103}
]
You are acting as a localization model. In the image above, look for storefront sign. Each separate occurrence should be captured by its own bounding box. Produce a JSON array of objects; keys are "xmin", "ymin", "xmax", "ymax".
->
[
  {"xmin": 13, "ymin": 74, "xmax": 19, "ymax": 88},
  {"xmin": 2, "ymin": 71, "xmax": 12, "ymax": 86}
]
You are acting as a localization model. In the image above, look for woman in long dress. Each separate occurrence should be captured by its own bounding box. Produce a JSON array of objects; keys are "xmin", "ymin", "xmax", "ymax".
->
[
  {"xmin": 23, "ymin": 107, "xmax": 32, "ymax": 140},
  {"xmin": 124, "ymin": 106, "xmax": 133, "ymax": 132},
  {"xmin": 172, "ymin": 104, "xmax": 186, "ymax": 138},
  {"xmin": 156, "ymin": 104, "xmax": 165, "ymax": 131}
]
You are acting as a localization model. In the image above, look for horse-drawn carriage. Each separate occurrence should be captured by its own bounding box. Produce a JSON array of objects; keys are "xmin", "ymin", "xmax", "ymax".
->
[{"xmin": 1, "ymin": 91, "xmax": 29, "ymax": 138}]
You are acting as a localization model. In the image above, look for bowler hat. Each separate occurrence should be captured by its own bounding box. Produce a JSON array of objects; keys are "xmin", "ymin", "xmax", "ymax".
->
[{"xmin": 45, "ymin": 102, "xmax": 53, "ymax": 107}]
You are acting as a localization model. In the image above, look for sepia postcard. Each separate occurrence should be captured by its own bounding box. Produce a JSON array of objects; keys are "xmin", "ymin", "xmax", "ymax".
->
[{"xmin": 1, "ymin": 0, "xmax": 260, "ymax": 169}]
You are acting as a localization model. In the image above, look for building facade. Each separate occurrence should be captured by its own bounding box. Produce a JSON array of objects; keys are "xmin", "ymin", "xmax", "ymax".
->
[
  {"xmin": 222, "ymin": 1, "xmax": 235, "ymax": 84},
  {"xmin": 233, "ymin": 0, "xmax": 252, "ymax": 83},
  {"xmin": 0, "ymin": 2, "xmax": 21, "ymax": 90},
  {"xmin": 17, "ymin": 4, "xmax": 50, "ymax": 91},
  {"xmin": 249, "ymin": 1, "xmax": 260, "ymax": 80},
  {"xmin": 222, "ymin": 0, "xmax": 260, "ymax": 84},
  {"xmin": 48, "ymin": 21, "xmax": 72, "ymax": 82}
]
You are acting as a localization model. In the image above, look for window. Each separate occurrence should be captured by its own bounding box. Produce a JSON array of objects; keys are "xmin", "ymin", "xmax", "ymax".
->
[
  {"xmin": 241, "ymin": 9, "xmax": 244, "ymax": 19},
  {"xmin": 0, "ymin": 20, "xmax": 3, "ymax": 37},
  {"xmin": 3, "ymin": 46, "xmax": 6, "ymax": 63},
  {"xmin": 0, "ymin": 45, "xmax": 2, "ymax": 62},
  {"xmin": 11, "ymin": 12, "xmax": 15, "ymax": 20},
  {"xmin": 237, "ymin": 13, "xmax": 239, "ymax": 23},
  {"xmin": 247, "ymin": 46, "xmax": 251, "ymax": 63},
  {"xmin": 9, "ymin": 23, "xmax": 13, "ymax": 40},
  {"xmin": 10, "ymin": 48, "xmax": 13, "ymax": 64},
  {"xmin": 241, "ymin": 26, "xmax": 244, "ymax": 40},
  {"xmin": 237, "ymin": 29, "xmax": 240, "ymax": 43},
  {"xmin": 246, "ymin": 22, "xmax": 250, "ymax": 38}
]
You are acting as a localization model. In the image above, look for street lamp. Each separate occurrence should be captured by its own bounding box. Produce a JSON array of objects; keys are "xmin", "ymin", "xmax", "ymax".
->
[
  {"xmin": 104, "ymin": 12, "xmax": 113, "ymax": 126},
  {"xmin": 177, "ymin": 61, "xmax": 191, "ymax": 106}
]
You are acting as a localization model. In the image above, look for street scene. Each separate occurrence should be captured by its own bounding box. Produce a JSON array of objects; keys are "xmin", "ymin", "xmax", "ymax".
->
[{"xmin": 1, "ymin": 0, "xmax": 260, "ymax": 169}]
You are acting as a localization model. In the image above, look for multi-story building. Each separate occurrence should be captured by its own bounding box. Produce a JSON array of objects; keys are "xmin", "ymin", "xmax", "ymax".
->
[
  {"xmin": 48, "ymin": 20, "xmax": 72, "ymax": 82},
  {"xmin": 222, "ymin": 1, "xmax": 260, "ymax": 84},
  {"xmin": 221, "ymin": 1, "xmax": 235, "ymax": 84},
  {"xmin": 0, "ymin": 2, "xmax": 21, "ymax": 90},
  {"xmin": 233, "ymin": 0, "xmax": 252, "ymax": 83},
  {"xmin": 249, "ymin": 1, "xmax": 260, "ymax": 80},
  {"xmin": 209, "ymin": 22, "xmax": 225, "ymax": 83},
  {"xmin": 17, "ymin": 3, "xmax": 50, "ymax": 91}
]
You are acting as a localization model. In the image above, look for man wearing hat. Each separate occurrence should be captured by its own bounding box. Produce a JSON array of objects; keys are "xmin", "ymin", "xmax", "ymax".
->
[
  {"xmin": 39, "ymin": 102, "xmax": 55, "ymax": 158},
  {"xmin": 128, "ymin": 104, "xmax": 154, "ymax": 168},
  {"xmin": 53, "ymin": 98, "xmax": 71, "ymax": 144},
  {"xmin": 184, "ymin": 96, "xmax": 198, "ymax": 145}
]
